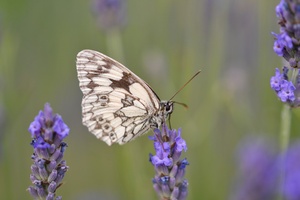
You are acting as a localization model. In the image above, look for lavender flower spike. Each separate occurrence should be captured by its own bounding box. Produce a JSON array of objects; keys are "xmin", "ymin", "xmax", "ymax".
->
[
  {"xmin": 271, "ymin": 0, "xmax": 300, "ymax": 107},
  {"xmin": 27, "ymin": 103, "xmax": 69, "ymax": 200},
  {"xmin": 149, "ymin": 125, "xmax": 189, "ymax": 200}
]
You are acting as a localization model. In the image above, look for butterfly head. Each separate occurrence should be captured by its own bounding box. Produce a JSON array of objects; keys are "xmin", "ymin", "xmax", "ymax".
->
[{"xmin": 160, "ymin": 100, "xmax": 174, "ymax": 119}]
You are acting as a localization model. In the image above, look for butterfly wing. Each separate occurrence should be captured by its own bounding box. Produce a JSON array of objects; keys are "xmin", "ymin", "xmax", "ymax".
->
[{"xmin": 76, "ymin": 49, "xmax": 161, "ymax": 145}]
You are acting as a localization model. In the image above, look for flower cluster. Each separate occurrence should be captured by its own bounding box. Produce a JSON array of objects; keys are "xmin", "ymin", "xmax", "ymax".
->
[
  {"xmin": 149, "ymin": 125, "xmax": 189, "ymax": 200},
  {"xmin": 271, "ymin": 0, "xmax": 300, "ymax": 106},
  {"xmin": 27, "ymin": 103, "xmax": 69, "ymax": 200},
  {"xmin": 270, "ymin": 67, "xmax": 296, "ymax": 103}
]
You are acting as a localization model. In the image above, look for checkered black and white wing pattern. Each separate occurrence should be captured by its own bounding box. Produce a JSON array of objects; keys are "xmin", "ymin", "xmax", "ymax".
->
[{"xmin": 76, "ymin": 49, "xmax": 162, "ymax": 145}]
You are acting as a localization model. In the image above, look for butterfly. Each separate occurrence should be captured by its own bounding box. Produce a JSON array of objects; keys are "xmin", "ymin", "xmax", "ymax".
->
[{"xmin": 76, "ymin": 49, "xmax": 175, "ymax": 145}]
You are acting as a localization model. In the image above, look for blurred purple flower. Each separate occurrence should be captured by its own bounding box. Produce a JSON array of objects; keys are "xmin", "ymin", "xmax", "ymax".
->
[
  {"xmin": 91, "ymin": 0, "xmax": 127, "ymax": 31},
  {"xmin": 27, "ymin": 103, "xmax": 69, "ymax": 200},
  {"xmin": 281, "ymin": 140, "xmax": 300, "ymax": 200},
  {"xmin": 149, "ymin": 125, "xmax": 189, "ymax": 200},
  {"xmin": 231, "ymin": 137, "xmax": 278, "ymax": 200},
  {"xmin": 232, "ymin": 137, "xmax": 300, "ymax": 200}
]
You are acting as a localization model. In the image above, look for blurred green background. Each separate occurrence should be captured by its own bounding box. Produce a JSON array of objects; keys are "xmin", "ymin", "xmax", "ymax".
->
[{"xmin": 0, "ymin": 0, "xmax": 295, "ymax": 199}]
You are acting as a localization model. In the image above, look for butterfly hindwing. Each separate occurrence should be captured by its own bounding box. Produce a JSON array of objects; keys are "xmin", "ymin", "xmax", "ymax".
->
[{"xmin": 76, "ymin": 49, "xmax": 161, "ymax": 145}]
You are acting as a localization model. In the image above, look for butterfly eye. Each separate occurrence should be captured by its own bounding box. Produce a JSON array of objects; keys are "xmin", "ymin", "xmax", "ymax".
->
[{"xmin": 165, "ymin": 102, "xmax": 173, "ymax": 113}]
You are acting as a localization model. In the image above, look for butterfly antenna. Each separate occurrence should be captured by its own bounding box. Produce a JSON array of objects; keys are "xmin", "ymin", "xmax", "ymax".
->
[
  {"xmin": 173, "ymin": 101, "xmax": 189, "ymax": 109},
  {"xmin": 169, "ymin": 70, "xmax": 201, "ymax": 101}
]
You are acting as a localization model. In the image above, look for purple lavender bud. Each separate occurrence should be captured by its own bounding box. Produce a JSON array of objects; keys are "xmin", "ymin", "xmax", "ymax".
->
[
  {"xmin": 47, "ymin": 160, "xmax": 57, "ymax": 172},
  {"xmin": 27, "ymin": 186, "xmax": 39, "ymax": 199},
  {"xmin": 54, "ymin": 174, "xmax": 64, "ymax": 186},
  {"xmin": 161, "ymin": 184, "xmax": 171, "ymax": 197},
  {"xmin": 54, "ymin": 152, "xmax": 64, "ymax": 164},
  {"xmin": 48, "ymin": 182, "xmax": 57, "ymax": 193},
  {"xmin": 46, "ymin": 193, "xmax": 55, "ymax": 200},
  {"xmin": 171, "ymin": 187, "xmax": 179, "ymax": 200},
  {"xmin": 30, "ymin": 174, "xmax": 37, "ymax": 182},
  {"xmin": 31, "ymin": 165, "xmax": 40, "ymax": 179},
  {"xmin": 175, "ymin": 166, "xmax": 186, "ymax": 184},
  {"xmin": 172, "ymin": 150, "xmax": 181, "ymax": 164},
  {"xmin": 55, "ymin": 166, "xmax": 68, "ymax": 185},
  {"xmin": 27, "ymin": 103, "xmax": 69, "ymax": 199},
  {"xmin": 178, "ymin": 180, "xmax": 188, "ymax": 200},
  {"xmin": 169, "ymin": 177, "xmax": 176, "ymax": 189},
  {"xmin": 37, "ymin": 186, "xmax": 47, "ymax": 198},
  {"xmin": 160, "ymin": 176, "xmax": 171, "ymax": 197},
  {"xmin": 39, "ymin": 165, "xmax": 49, "ymax": 181},
  {"xmin": 153, "ymin": 182, "xmax": 162, "ymax": 197},
  {"xmin": 154, "ymin": 165, "xmax": 169, "ymax": 175},
  {"xmin": 48, "ymin": 144, "xmax": 56, "ymax": 154},
  {"xmin": 149, "ymin": 125, "xmax": 189, "ymax": 200},
  {"xmin": 37, "ymin": 147, "xmax": 50, "ymax": 159},
  {"xmin": 44, "ymin": 128, "xmax": 54, "ymax": 142},
  {"xmin": 50, "ymin": 149, "xmax": 62, "ymax": 161},
  {"xmin": 48, "ymin": 169, "xmax": 58, "ymax": 183},
  {"xmin": 169, "ymin": 164, "xmax": 178, "ymax": 177}
]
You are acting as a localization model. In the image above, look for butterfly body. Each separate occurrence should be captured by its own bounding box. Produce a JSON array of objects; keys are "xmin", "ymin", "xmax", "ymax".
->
[{"xmin": 76, "ymin": 50, "xmax": 173, "ymax": 145}]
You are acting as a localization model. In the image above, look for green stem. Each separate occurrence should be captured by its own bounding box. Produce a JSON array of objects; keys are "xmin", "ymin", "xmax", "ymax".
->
[
  {"xmin": 280, "ymin": 104, "xmax": 291, "ymax": 151},
  {"xmin": 277, "ymin": 104, "xmax": 291, "ymax": 200}
]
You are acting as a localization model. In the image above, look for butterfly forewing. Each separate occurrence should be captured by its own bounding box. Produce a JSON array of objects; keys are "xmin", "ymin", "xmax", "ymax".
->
[{"xmin": 76, "ymin": 49, "xmax": 163, "ymax": 145}]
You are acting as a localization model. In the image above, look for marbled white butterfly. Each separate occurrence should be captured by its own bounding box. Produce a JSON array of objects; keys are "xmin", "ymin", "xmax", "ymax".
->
[{"xmin": 76, "ymin": 49, "xmax": 199, "ymax": 146}]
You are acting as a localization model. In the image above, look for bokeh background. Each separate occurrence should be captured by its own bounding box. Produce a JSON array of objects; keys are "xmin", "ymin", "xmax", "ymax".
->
[{"xmin": 0, "ymin": 0, "xmax": 296, "ymax": 199}]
